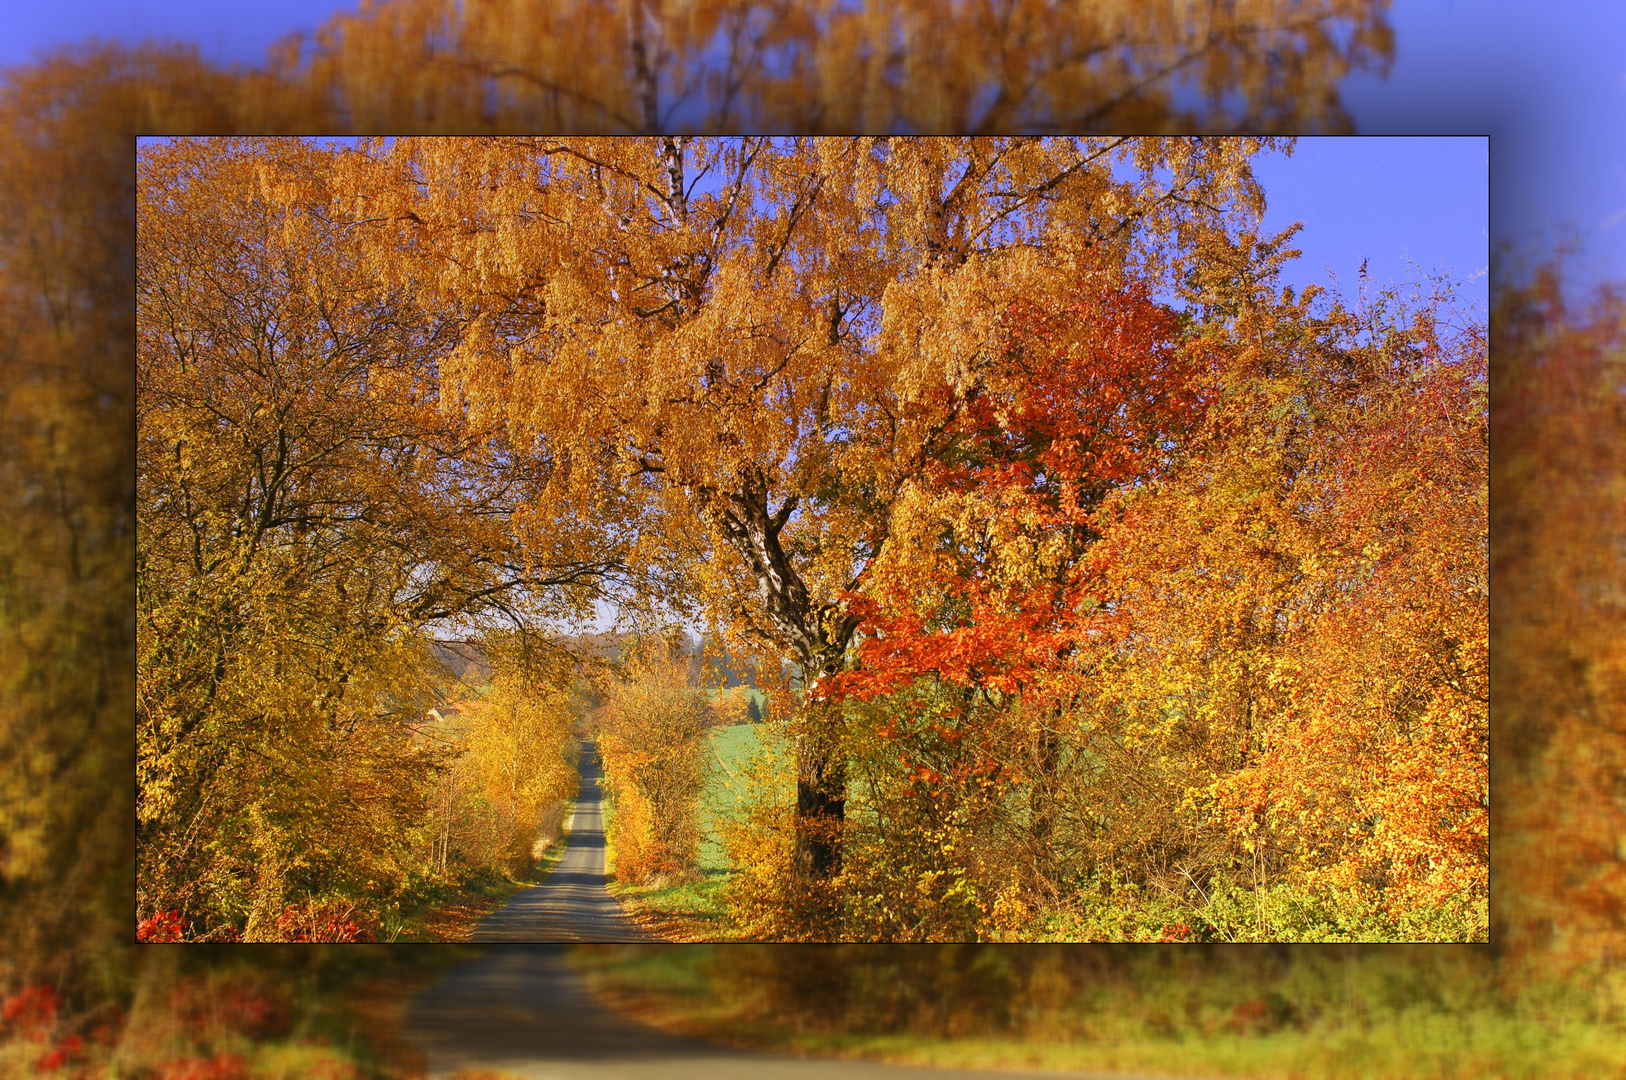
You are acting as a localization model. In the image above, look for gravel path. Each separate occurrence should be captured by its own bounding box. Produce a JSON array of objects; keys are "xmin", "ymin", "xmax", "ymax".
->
[{"xmin": 470, "ymin": 741, "xmax": 651, "ymax": 943}]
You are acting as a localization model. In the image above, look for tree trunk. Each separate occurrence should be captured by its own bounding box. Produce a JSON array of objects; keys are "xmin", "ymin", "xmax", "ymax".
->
[
  {"xmin": 1026, "ymin": 721, "xmax": 1061, "ymax": 897},
  {"xmin": 693, "ymin": 468, "xmax": 861, "ymax": 884},
  {"xmin": 793, "ymin": 701, "xmax": 846, "ymax": 880}
]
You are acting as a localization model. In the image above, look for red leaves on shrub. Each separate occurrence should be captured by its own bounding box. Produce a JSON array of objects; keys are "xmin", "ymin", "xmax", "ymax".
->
[
  {"xmin": 35, "ymin": 1033, "xmax": 84, "ymax": 1071},
  {"xmin": 2, "ymin": 983, "xmax": 60, "ymax": 1038},
  {"xmin": 137, "ymin": 909, "xmax": 188, "ymax": 942},
  {"xmin": 171, "ymin": 977, "xmax": 291, "ymax": 1041},
  {"xmin": 155, "ymin": 1053, "xmax": 248, "ymax": 1080},
  {"xmin": 1225, "ymin": 992, "xmax": 1300, "ymax": 1034},
  {"xmin": 274, "ymin": 900, "xmax": 375, "ymax": 942}
]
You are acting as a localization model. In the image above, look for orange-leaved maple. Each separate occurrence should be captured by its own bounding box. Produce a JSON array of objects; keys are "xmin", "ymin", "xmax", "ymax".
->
[{"xmin": 831, "ymin": 271, "xmax": 1204, "ymax": 703}]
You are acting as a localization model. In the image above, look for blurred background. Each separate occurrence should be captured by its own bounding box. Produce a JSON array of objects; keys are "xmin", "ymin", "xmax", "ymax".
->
[{"xmin": 1, "ymin": 1, "xmax": 1619, "ymax": 1077}]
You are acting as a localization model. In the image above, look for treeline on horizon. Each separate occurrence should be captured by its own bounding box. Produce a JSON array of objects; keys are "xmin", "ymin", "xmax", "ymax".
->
[{"xmin": 0, "ymin": 11, "xmax": 1614, "ymax": 1079}]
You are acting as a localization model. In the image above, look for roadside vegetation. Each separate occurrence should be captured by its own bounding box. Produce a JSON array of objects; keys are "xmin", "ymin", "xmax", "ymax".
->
[
  {"xmin": 134, "ymin": 136, "xmax": 603, "ymax": 943},
  {"xmin": 607, "ymin": 704, "xmax": 785, "ymax": 941},
  {"xmin": 597, "ymin": 638, "xmax": 760, "ymax": 940},
  {"xmin": 574, "ymin": 945, "xmax": 1626, "ymax": 1080},
  {"xmin": 131, "ymin": 136, "xmax": 1487, "ymax": 948},
  {"xmin": 0, "ymin": 946, "xmax": 480, "ymax": 1080},
  {"xmin": 385, "ymin": 794, "xmax": 576, "ymax": 942},
  {"xmin": 0, "ymin": 12, "xmax": 1614, "ymax": 1080}
]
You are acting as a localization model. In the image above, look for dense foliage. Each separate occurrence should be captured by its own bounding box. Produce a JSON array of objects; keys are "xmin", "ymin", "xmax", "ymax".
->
[
  {"xmin": 0, "ymin": 11, "xmax": 1608, "ymax": 1077},
  {"xmin": 771, "ymin": 241, "xmax": 1488, "ymax": 941},
  {"xmin": 318, "ymin": 134, "xmax": 1284, "ymax": 895},
  {"xmin": 595, "ymin": 639, "xmax": 716, "ymax": 885},
  {"xmin": 125, "ymin": 135, "xmax": 1490, "ymax": 942},
  {"xmin": 279, "ymin": 0, "xmax": 1392, "ymax": 135},
  {"xmin": 135, "ymin": 138, "xmax": 590, "ymax": 940},
  {"xmin": 1493, "ymin": 266, "xmax": 1626, "ymax": 969}
]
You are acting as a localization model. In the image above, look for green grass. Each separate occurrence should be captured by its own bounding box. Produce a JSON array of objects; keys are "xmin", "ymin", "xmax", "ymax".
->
[
  {"xmin": 696, "ymin": 722, "xmax": 784, "ymax": 873},
  {"xmin": 609, "ymin": 872, "xmax": 737, "ymax": 940},
  {"xmin": 571, "ymin": 946, "xmax": 1626, "ymax": 1080},
  {"xmin": 723, "ymin": 1023, "xmax": 1626, "ymax": 1080}
]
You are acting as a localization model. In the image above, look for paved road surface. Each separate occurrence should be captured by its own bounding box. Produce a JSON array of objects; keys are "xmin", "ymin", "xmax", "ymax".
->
[
  {"xmin": 404, "ymin": 946, "xmax": 1203, "ymax": 1080},
  {"xmin": 471, "ymin": 741, "xmax": 652, "ymax": 943}
]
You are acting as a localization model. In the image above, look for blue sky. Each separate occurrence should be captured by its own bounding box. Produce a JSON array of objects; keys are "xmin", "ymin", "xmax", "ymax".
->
[
  {"xmin": 1335, "ymin": 0, "xmax": 1626, "ymax": 292},
  {"xmin": 1255, "ymin": 138, "xmax": 1487, "ymax": 310}
]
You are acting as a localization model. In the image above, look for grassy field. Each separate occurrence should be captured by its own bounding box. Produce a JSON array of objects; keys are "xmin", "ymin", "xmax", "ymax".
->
[
  {"xmin": 572, "ymin": 946, "xmax": 1626, "ymax": 1080},
  {"xmin": 610, "ymin": 721, "xmax": 786, "ymax": 940},
  {"xmin": 696, "ymin": 720, "xmax": 784, "ymax": 870}
]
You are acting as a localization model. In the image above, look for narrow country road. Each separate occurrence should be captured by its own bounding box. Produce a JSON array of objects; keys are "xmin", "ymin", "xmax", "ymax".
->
[
  {"xmin": 471, "ymin": 741, "xmax": 651, "ymax": 943},
  {"xmin": 403, "ymin": 946, "xmax": 1201, "ymax": 1080}
]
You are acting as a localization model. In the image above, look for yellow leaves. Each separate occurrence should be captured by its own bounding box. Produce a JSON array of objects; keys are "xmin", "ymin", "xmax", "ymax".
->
[
  {"xmin": 461, "ymin": 673, "xmax": 578, "ymax": 812},
  {"xmin": 595, "ymin": 638, "xmax": 712, "ymax": 884},
  {"xmin": 1064, "ymin": 267, "xmax": 1488, "ymax": 931}
]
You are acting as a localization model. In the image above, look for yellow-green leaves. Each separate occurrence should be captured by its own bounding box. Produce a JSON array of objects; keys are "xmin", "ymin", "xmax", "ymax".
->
[{"xmin": 136, "ymin": 138, "xmax": 612, "ymax": 936}]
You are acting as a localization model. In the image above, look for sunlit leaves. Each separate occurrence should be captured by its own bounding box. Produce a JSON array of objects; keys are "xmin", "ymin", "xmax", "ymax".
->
[
  {"xmin": 135, "ymin": 138, "xmax": 607, "ymax": 936},
  {"xmin": 289, "ymin": 0, "xmax": 1390, "ymax": 135},
  {"xmin": 811, "ymin": 228, "xmax": 1486, "ymax": 939},
  {"xmin": 326, "ymin": 135, "xmax": 1279, "ymax": 884},
  {"xmin": 1492, "ymin": 268, "xmax": 1626, "ymax": 968},
  {"xmin": 1081, "ymin": 267, "xmax": 1488, "ymax": 935},
  {"xmin": 596, "ymin": 638, "xmax": 713, "ymax": 884}
]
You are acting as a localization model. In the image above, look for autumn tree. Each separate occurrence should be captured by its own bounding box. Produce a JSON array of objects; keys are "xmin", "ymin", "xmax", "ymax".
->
[
  {"xmin": 1492, "ymin": 265, "xmax": 1626, "ymax": 967},
  {"xmin": 817, "ymin": 266, "xmax": 1208, "ymax": 934},
  {"xmin": 0, "ymin": 48, "xmax": 142, "ymax": 985},
  {"xmin": 286, "ymin": 0, "xmax": 1391, "ymax": 134},
  {"xmin": 320, "ymin": 136, "xmax": 1280, "ymax": 887},
  {"xmin": 136, "ymin": 137, "xmax": 622, "ymax": 936},
  {"xmin": 1070, "ymin": 245, "xmax": 1488, "ymax": 937},
  {"xmin": 800, "ymin": 221, "xmax": 1486, "ymax": 940},
  {"xmin": 595, "ymin": 636, "xmax": 714, "ymax": 884},
  {"xmin": 451, "ymin": 645, "xmax": 581, "ymax": 878},
  {"xmin": 0, "ymin": 41, "xmax": 323, "ymax": 984}
]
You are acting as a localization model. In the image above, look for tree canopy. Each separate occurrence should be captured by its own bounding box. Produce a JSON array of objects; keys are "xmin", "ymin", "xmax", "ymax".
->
[
  {"xmin": 287, "ymin": 0, "xmax": 1390, "ymax": 134},
  {"xmin": 122, "ymin": 133, "xmax": 1490, "ymax": 941},
  {"xmin": 317, "ymin": 135, "xmax": 1283, "ymax": 881}
]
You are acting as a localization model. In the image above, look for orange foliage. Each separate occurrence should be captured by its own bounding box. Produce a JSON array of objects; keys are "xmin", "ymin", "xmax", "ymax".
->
[
  {"xmin": 833, "ymin": 271, "xmax": 1202, "ymax": 702},
  {"xmin": 828, "ymin": 229, "xmax": 1487, "ymax": 937},
  {"xmin": 1493, "ymin": 267, "xmax": 1626, "ymax": 968},
  {"xmin": 595, "ymin": 642, "xmax": 712, "ymax": 884},
  {"xmin": 1080, "ymin": 263, "xmax": 1486, "ymax": 931}
]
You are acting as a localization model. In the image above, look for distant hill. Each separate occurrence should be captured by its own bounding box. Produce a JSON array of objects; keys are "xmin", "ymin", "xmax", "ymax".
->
[
  {"xmin": 428, "ymin": 639, "xmax": 493, "ymax": 686},
  {"xmin": 427, "ymin": 630, "xmax": 765, "ymax": 691}
]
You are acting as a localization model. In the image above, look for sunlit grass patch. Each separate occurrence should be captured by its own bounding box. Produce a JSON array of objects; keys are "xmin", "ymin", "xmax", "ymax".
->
[
  {"xmin": 610, "ymin": 870, "xmax": 737, "ymax": 941},
  {"xmin": 572, "ymin": 946, "xmax": 1626, "ymax": 1080}
]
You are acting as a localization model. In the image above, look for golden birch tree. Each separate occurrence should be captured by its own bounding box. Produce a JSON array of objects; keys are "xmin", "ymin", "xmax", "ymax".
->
[
  {"xmin": 322, "ymin": 135, "xmax": 1280, "ymax": 884},
  {"xmin": 136, "ymin": 137, "xmax": 622, "ymax": 935},
  {"xmin": 287, "ymin": 0, "xmax": 1391, "ymax": 134}
]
